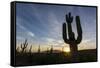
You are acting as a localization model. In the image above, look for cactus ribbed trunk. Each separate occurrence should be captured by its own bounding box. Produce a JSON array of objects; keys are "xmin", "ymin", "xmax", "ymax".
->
[{"xmin": 70, "ymin": 43, "xmax": 78, "ymax": 54}]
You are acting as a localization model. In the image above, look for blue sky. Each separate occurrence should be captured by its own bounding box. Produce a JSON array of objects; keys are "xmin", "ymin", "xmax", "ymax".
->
[{"xmin": 16, "ymin": 3, "xmax": 97, "ymax": 50}]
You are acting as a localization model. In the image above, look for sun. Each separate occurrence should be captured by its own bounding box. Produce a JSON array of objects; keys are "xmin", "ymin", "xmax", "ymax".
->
[{"xmin": 63, "ymin": 47, "xmax": 70, "ymax": 53}]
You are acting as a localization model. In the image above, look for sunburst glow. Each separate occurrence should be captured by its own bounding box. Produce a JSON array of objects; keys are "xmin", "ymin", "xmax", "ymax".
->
[{"xmin": 63, "ymin": 47, "xmax": 70, "ymax": 53}]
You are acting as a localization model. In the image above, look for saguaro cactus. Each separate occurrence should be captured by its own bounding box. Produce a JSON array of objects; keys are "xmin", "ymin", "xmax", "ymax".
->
[
  {"xmin": 62, "ymin": 46, "xmax": 64, "ymax": 52},
  {"xmin": 21, "ymin": 39, "xmax": 28, "ymax": 53},
  {"xmin": 62, "ymin": 12, "xmax": 82, "ymax": 60},
  {"xmin": 47, "ymin": 47, "xmax": 49, "ymax": 53},
  {"xmin": 29, "ymin": 45, "xmax": 32, "ymax": 53},
  {"xmin": 50, "ymin": 45, "xmax": 53, "ymax": 53},
  {"xmin": 38, "ymin": 45, "xmax": 40, "ymax": 53}
]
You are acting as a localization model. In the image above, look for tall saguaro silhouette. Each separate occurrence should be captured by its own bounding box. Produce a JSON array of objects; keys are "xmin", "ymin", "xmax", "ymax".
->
[{"xmin": 62, "ymin": 12, "xmax": 82, "ymax": 61}]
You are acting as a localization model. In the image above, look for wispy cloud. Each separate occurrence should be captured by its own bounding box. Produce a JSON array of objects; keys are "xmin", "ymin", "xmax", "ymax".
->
[
  {"xmin": 17, "ymin": 36, "xmax": 24, "ymax": 40},
  {"xmin": 82, "ymin": 38, "xmax": 95, "ymax": 43},
  {"xmin": 17, "ymin": 22, "xmax": 26, "ymax": 30},
  {"xmin": 82, "ymin": 39, "xmax": 91, "ymax": 43},
  {"xmin": 28, "ymin": 31, "xmax": 35, "ymax": 37},
  {"xmin": 45, "ymin": 37, "xmax": 64, "ymax": 47},
  {"xmin": 17, "ymin": 17, "xmax": 35, "ymax": 39},
  {"xmin": 58, "ymin": 40, "xmax": 63, "ymax": 44},
  {"xmin": 45, "ymin": 37, "xmax": 55, "ymax": 43}
]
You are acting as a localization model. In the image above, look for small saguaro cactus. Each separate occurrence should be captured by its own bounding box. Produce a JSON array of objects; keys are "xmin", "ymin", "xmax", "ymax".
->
[
  {"xmin": 38, "ymin": 45, "xmax": 40, "ymax": 53},
  {"xmin": 62, "ymin": 12, "xmax": 82, "ymax": 60},
  {"xmin": 29, "ymin": 45, "xmax": 32, "ymax": 53},
  {"xmin": 62, "ymin": 46, "xmax": 64, "ymax": 52},
  {"xmin": 47, "ymin": 47, "xmax": 49, "ymax": 53},
  {"xmin": 50, "ymin": 45, "xmax": 53, "ymax": 53},
  {"xmin": 21, "ymin": 39, "xmax": 28, "ymax": 53}
]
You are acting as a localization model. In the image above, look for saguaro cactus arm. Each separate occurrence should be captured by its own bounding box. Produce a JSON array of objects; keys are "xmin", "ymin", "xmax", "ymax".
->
[
  {"xmin": 66, "ymin": 12, "xmax": 73, "ymax": 23},
  {"xmin": 23, "ymin": 39, "xmax": 28, "ymax": 48},
  {"xmin": 66, "ymin": 12, "xmax": 73, "ymax": 37},
  {"xmin": 63, "ymin": 23, "xmax": 70, "ymax": 44},
  {"xmin": 75, "ymin": 16, "xmax": 82, "ymax": 44}
]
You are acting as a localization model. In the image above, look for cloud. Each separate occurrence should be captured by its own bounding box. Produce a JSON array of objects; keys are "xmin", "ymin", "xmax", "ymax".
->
[
  {"xmin": 78, "ymin": 42, "xmax": 96, "ymax": 50},
  {"xmin": 17, "ymin": 20, "xmax": 35, "ymax": 38},
  {"xmin": 46, "ymin": 38, "xmax": 55, "ymax": 43},
  {"xmin": 17, "ymin": 36, "xmax": 24, "ymax": 40},
  {"xmin": 82, "ymin": 39, "xmax": 94, "ymax": 43},
  {"xmin": 44, "ymin": 37, "xmax": 64, "ymax": 47},
  {"xmin": 78, "ymin": 39, "xmax": 96, "ymax": 50},
  {"xmin": 17, "ymin": 23, "xmax": 26, "ymax": 30},
  {"xmin": 57, "ymin": 40, "xmax": 63, "ymax": 44},
  {"xmin": 28, "ymin": 31, "xmax": 35, "ymax": 37}
]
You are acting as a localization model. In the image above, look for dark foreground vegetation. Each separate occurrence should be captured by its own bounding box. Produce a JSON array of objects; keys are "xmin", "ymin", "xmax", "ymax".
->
[
  {"xmin": 15, "ymin": 49, "xmax": 97, "ymax": 66},
  {"xmin": 15, "ymin": 39, "xmax": 97, "ymax": 66}
]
